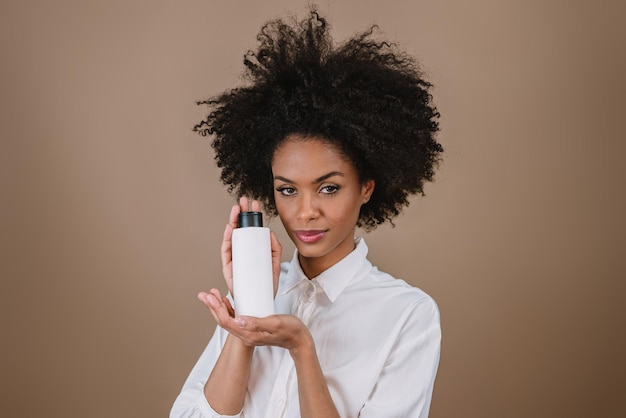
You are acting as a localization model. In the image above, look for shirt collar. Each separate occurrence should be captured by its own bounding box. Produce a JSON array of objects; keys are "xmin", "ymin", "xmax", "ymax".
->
[{"xmin": 281, "ymin": 238, "xmax": 370, "ymax": 302}]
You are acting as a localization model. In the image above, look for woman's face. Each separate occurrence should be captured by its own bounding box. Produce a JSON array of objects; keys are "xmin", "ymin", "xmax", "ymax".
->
[{"xmin": 271, "ymin": 135, "xmax": 374, "ymax": 278}]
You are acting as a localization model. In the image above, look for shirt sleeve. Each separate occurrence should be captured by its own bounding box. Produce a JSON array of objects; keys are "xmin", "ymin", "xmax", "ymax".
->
[
  {"xmin": 358, "ymin": 296, "xmax": 441, "ymax": 418},
  {"xmin": 170, "ymin": 325, "xmax": 243, "ymax": 418}
]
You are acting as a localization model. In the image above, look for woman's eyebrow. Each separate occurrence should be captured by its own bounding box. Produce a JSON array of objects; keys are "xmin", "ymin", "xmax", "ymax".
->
[
  {"xmin": 313, "ymin": 171, "xmax": 344, "ymax": 183},
  {"xmin": 273, "ymin": 175, "xmax": 293, "ymax": 183},
  {"xmin": 273, "ymin": 171, "xmax": 344, "ymax": 184}
]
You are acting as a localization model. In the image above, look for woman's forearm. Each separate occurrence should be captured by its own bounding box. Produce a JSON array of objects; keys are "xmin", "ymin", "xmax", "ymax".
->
[
  {"xmin": 290, "ymin": 337, "xmax": 340, "ymax": 418},
  {"xmin": 204, "ymin": 333, "xmax": 254, "ymax": 415}
]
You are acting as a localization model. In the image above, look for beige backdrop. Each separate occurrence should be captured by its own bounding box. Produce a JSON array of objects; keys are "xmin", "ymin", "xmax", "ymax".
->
[{"xmin": 1, "ymin": 1, "xmax": 624, "ymax": 417}]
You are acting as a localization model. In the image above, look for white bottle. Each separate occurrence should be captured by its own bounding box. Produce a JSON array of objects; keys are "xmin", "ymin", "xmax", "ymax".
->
[{"xmin": 231, "ymin": 211, "xmax": 275, "ymax": 317}]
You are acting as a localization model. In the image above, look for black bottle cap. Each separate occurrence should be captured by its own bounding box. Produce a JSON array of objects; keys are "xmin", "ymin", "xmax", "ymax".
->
[{"xmin": 237, "ymin": 211, "xmax": 264, "ymax": 228}]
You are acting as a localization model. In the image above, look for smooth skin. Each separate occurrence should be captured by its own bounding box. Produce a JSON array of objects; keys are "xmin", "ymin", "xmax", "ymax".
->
[
  {"xmin": 272, "ymin": 136, "xmax": 374, "ymax": 278},
  {"xmin": 198, "ymin": 136, "xmax": 374, "ymax": 417}
]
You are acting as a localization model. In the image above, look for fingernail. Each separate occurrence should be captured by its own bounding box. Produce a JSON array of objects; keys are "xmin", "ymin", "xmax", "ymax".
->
[{"xmin": 234, "ymin": 317, "xmax": 246, "ymax": 327}]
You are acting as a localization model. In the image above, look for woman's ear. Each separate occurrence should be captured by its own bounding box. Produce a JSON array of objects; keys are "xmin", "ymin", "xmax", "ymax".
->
[{"xmin": 361, "ymin": 180, "xmax": 375, "ymax": 204}]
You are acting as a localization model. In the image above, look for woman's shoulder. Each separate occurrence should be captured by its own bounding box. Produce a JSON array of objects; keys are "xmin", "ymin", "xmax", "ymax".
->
[
  {"xmin": 280, "ymin": 260, "xmax": 291, "ymax": 275},
  {"xmin": 363, "ymin": 264, "xmax": 431, "ymax": 294},
  {"xmin": 357, "ymin": 264, "xmax": 438, "ymax": 314}
]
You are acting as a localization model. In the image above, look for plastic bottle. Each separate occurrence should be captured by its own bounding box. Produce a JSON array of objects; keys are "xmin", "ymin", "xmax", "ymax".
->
[{"xmin": 231, "ymin": 211, "xmax": 275, "ymax": 317}]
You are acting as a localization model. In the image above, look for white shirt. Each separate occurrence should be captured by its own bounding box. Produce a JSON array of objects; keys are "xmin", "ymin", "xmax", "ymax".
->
[{"xmin": 171, "ymin": 238, "xmax": 441, "ymax": 418}]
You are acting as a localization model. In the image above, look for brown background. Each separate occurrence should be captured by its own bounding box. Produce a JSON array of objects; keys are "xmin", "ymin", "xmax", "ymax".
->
[{"xmin": 1, "ymin": 1, "xmax": 624, "ymax": 417}]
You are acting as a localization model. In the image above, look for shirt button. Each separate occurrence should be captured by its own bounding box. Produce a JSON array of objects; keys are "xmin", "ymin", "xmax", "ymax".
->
[
  {"xmin": 306, "ymin": 283, "xmax": 316, "ymax": 302},
  {"xmin": 278, "ymin": 398, "xmax": 285, "ymax": 406}
]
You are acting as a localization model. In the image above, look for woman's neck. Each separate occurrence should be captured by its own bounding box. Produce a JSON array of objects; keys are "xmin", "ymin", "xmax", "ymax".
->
[{"xmin": 297, "ymin": 240, "xmax": 358, "ymax": 279}]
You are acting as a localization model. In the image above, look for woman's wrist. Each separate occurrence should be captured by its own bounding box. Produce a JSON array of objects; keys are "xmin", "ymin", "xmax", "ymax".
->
[
  {"xmin": 226, "ymin": 331, "xmax": 256, "ymax": 354},
  {"xmin": 288, "ymin": 328, "xmax": 315, "ymax": 362}
]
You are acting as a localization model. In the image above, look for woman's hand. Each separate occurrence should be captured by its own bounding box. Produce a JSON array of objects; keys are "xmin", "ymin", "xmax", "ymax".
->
[
  {"xmin": 220, "ymin": 196, "xmax": 282, "ymax": 296},
  {"xmin": 198, "ymin": 288, "xmax": 338, "ymax": 418},
  {"xmin": 198, "ymin": 288, "xmax": 311, "ymax": 352},
  {"xmin": 197, "ymin": 197, "xmax": 324, "ymax": 416}
]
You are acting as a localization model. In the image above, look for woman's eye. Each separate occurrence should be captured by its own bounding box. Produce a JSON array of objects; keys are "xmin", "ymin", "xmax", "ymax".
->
[
  {"xmin": 320, "ymin": 185, "xmax": 339, "ymax": 194},
  {"xmin": 276, "ymin": 187, "xmax": 296, "ymax": 196}
]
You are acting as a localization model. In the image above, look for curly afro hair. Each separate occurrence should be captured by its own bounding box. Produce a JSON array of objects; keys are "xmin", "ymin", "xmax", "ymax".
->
[{"xmin": 194, "ymin": 9, "xmax": 442, "ymax": 230}]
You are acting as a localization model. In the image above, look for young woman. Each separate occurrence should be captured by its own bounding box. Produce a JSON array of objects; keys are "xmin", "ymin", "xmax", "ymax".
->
[{"xmin": 172, "ymin": 9, "xmax": 443, "ymax": 418}]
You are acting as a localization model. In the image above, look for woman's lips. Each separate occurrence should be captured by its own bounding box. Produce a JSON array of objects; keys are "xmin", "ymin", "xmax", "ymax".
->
[{"xmin": 294, "ymin": 230, "xmax": 326, "ymax": 243}]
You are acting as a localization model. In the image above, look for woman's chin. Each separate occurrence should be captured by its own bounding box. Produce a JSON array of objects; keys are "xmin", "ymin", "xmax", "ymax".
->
[{"xmin": 294, "ymin": 244, "xmax": 323, "ymax": 259}]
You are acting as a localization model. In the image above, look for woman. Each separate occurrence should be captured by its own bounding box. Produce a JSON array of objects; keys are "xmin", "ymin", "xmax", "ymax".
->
[{"xmin": 172, "ymin": 9, "xmax": 443, "ymax": 418}]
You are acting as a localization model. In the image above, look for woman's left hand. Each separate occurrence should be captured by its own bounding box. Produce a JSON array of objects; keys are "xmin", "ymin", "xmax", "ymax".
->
[{"xmin": 198, "ymin": 288, "xmax": 311, "ymax": 352}]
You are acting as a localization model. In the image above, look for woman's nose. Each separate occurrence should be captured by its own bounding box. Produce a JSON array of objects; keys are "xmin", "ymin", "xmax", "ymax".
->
[{"xmin": 296, "ymin": 193, "xmax": 319, "ymax": 221}]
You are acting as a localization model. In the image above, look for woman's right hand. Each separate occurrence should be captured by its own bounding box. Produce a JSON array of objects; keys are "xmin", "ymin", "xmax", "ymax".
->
[{"xmin": 218, "ymin": 196, "xmax": 282, "ymax": 298}]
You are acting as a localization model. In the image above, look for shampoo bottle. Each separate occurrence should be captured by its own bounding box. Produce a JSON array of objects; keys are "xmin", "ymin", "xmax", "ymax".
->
[{"xmin": 231, "ymin": 211, "xmax": 275, "ymax": 317}]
